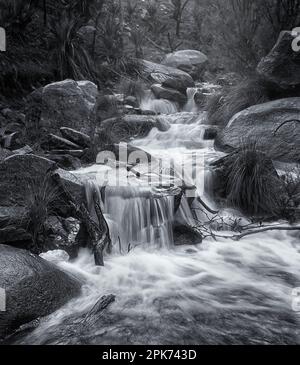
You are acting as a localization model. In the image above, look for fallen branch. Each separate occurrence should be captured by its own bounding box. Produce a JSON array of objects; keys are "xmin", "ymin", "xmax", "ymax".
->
[
  {"xmin": 81, "ymin": 294, "xmax": 115, "ymax": 326},
  {"xmin": 231, "ymin": 225, "xmax": 300, "ymax": 241}
]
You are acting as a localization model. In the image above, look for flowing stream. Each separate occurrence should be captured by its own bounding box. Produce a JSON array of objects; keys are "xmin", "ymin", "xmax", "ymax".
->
[{"xmin": 11, "ymin": 88, "xmax": 300, "ymax": 345}]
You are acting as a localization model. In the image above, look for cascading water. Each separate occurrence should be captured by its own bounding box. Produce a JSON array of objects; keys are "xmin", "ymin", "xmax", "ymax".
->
[
  {"xmin": 184, "ymin": 87, "xmax": 198, "ymax": 113},
  {"xmin": 140, "ymin": 90, "xmax": 178, "ymax": 114},
  {"xmin": 10, "ymin": 85, "xmax": 300, "ymax": 345}
]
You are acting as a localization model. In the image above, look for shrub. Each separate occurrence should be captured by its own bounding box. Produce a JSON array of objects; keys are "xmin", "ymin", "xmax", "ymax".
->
[
  {"xmin": 49, "ymin": 12, "xmax": 96, "ymax": 81},
  {"xmin": 207, "ymin": 76, "xmax": 294, "ymax": 127},
  {"xmin": 25, "ymin": 172, "xmax": 63, "ymax": 252},
  {"xmin": 0, "ymin": 0, "xmax": 35, "ymax": 37},
  {"xmin": 212, "ymin": 143, "xmax": 285, "ymax": 217}
]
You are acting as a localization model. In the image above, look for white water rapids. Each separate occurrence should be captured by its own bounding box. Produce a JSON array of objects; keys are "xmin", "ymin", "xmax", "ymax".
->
[{"xmin": 12, "ymin": 88, "xmax": 300, "ymax": 345}]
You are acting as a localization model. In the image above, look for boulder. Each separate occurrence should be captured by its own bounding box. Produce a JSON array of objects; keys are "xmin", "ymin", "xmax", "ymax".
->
[
  {"xmin": 95, "ymin": 115, "xmax": 170, "ymax": 150},
  {"xmin": 0, "ymin": 154, "xmax": 55, "ymax": 207},
  {"xmin": 0, "ymin": 244, "xmax": 81, "ymax": 339},
  {"xmin": 215, "ymin": 98, "xmax": 300, "ymax": 163},
  {"xmin": 42, "ymin": 134, "xmax": 81, "ymax": 151},
  {"xmin": 203, "ymin": 126, "xmax": 219, "ymax": 140},
  {"xmin": 0, "ymin": 206, "xmax": 27, "ymax": 229},
  {"xmin": 0, "ymin": 154, "xmax": 85, "ymax": 208},
  {"xmin": 142, "ymin": 60, "xmax": 194, "ymax": 92},
  {"xmin": 151, "ymin": 84, "xmax": 187, "ymax": 105},
  {"xmin": 162, "ymin": 50, "xmax": 208, "ymax": 79},
  {"xmin": 173, "ymin": 224, "xmax": 202, "ymax": 246},
  {"xmin": 0, "ymin": 227, "xmax": 32, "ymax": 246},
  {"xmin": 26, "ymin": 80, "xmax": 98, "ymax": 141},
  {"xmin": 0, "ymin": 206, "xmax": 30, "ymax": 247},
  {"xmin": 60, "ymin": 127, "xmax": 91, "ymax": 148},
  {"xmin": 257, "ymin": 31, "xmax": 300, "ymax": 88}
]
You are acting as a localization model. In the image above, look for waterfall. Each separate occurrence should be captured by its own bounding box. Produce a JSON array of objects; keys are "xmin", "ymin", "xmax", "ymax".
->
[
  {"xmin": 103, "ymin": 186, "xmax": 175, "ymax": 251},
  {"xmin": 15, "ymin": 79, "xmax": 300, "ymax": 346},
  {"xmin": 84, "ymin": 180, "xmax": 176, "ymax": 251},
  {"xmin": 140, "ymin": 90, "xmax": 178, "ymax": 114},
  {"xmin": 184, "ymin": 87, "xmax": 198, "ymax": 113}
]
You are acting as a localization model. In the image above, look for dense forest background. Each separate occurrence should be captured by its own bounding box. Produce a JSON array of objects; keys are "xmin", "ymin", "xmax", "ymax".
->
[{"xmin": 1, "ymin": 0, "xmax": 300, "ymax": 102}]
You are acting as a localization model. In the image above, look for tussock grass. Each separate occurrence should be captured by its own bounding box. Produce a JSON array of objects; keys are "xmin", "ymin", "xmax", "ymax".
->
[
  {"xmin": 25, "ymin": 172, "xmax": 63, "ymax": 252},
  {"xmin": 207, "ymin": 76, "xmax": 288, "ymax": 127},
  {"xmin": 213, "ymin": 142, "xmax": 284, "ymax": 217}
]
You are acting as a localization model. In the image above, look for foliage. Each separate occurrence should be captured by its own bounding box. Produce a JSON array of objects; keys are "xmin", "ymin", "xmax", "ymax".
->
[
  {"xmin": 25, "ymin": 172, "xmax": 62, "ymax": 251},
  {"xmin": 207, "ymin": 76, "xmax": 289, "ymax": 126},
  {"xmin": 212, "ymin": 143, "xmax": 285, "ymax": 217},
  {"xmin": 0, "ymin": 0, "xmax": 35, "ymax": 37},
  {"xmin": 48, "ymin": 12, "xmax": 96, "ymax": 81}
]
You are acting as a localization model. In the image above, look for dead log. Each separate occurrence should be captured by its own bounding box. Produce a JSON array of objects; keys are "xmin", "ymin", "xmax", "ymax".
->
[
  {"xmin": 51, "ymin": 173, "xmax": 110, "ymax": 266},
  {"xmin": 81, "ymin": 294, "xmax": 116, "ymax": 327}
]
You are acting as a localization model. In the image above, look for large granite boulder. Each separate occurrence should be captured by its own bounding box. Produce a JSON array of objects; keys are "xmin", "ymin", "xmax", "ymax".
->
[
  {"xmin": 151, "ymin": 84, "xmax": 187, "ymax": 105},
  {"xmin": 215, "ymin": 98, "xmax": 300, "ymax": 163},
  {"xmin": 0, "ymin": 154, "xmax": 85, "ymax": 208},
  {"xmin": 257, "ymin": 31, "xmax": 300, "ymax": 88},
  {"xmin": 26, "ymin": 80, "xmax": 98, "ymax": 141},
  {"xmin": 142, "ymin": 60, "xmax": 194, "ymax": 92},
  {"xmin": 162, "ymin": 50, "xmax": 208, "ymax": 79},
  {"xmin": 0, "ymin": 245, "xmax": 81, "ymax": 339},
  {"xmin": 95, "ymin": 115, "xmax": 170, "ymax": 151}
]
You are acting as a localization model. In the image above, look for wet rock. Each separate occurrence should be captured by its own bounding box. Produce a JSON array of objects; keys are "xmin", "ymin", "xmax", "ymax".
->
[
  {"xmin": 95, "ymin": 115, "xmax": 170, "ymax": 151},
  {"xmin": 0, "ymin": 245, "xmax": 81, "ymax": 339},
  {"xmin": 60, "ymin": 127, "xmax": 91, "ymax": 148},
  {"xmin": 151, "ymin": 84, "xmax": 187, "ymax": 105},
  {"xmin": 257, "ymin": 31, "xmax": 300, "ymax": 88},
  {"xmin": 40, "ymin": 250, "xmax": 70, "ymax": 264},
  {"xmin": 142, "ymin": 60, "xmax": 194, "ymax": 92},
  {"xmin": 26, "ymin": 80, "xmax": 98, "ymax": 142},
  {"xmin": 0, "ymin": 227, "xmax": 32, "ymax": 246},
  {"xmin": 173, "ymin": 224, "xmax": 202, "ymax": 246},
  {"xmin": 215, "ymin": 98, "xmax": 300, "ymax": 163},
  {"xmin": 162, "ymin": 50, "xmax": 208, "ymax": 79},
  {"xmin": 0, "ymin": 206, "xmax": 27, "ymax": 229},
  {"xmin": 0, "ymin": 154, "xmax": 85, "ymax": 211},
  {"xmin": 203, "ymin": 127, "xmax": 219, "ymax": 140},
  {"xmin": 0, "ymin": 154, "xmax": 56, "ymax": 207}
]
